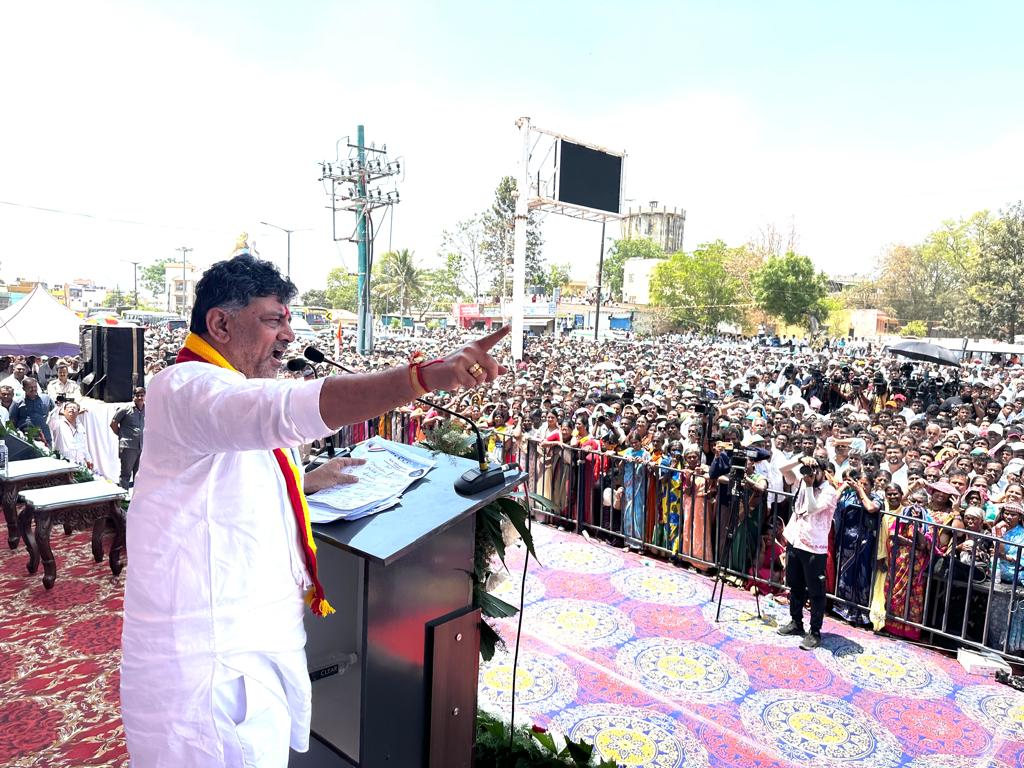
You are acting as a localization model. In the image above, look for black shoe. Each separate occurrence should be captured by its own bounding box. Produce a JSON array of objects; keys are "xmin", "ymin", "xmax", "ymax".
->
[
  {"xmin": 777, "ymin": 620, "xmax": 805, "ymax": 637},
  {"xmin": 799, "ymin": 632, "xmax": 822, "ymax": 650}
]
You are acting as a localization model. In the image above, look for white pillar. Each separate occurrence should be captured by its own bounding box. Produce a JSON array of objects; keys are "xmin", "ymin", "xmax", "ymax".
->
[{"xmin": 511, "ymin": 116, "xmax": 530, "ymax": 360}]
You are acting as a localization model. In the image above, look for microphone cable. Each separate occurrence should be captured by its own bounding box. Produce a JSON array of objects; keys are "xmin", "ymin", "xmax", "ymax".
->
[{"xmin": 507, "ymin": 459, "xmax": 533, "ymax": 748}]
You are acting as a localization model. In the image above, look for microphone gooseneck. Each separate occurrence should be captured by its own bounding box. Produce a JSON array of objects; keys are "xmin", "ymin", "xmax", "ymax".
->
[{"xmin": 302, "ymin": 345, "xmax": 508, "ymax": 495}]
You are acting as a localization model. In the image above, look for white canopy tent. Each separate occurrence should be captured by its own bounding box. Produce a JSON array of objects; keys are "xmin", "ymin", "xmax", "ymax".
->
[{"xmin": 0, "ymin": 285, "xmax": 81, "ymax": 357}]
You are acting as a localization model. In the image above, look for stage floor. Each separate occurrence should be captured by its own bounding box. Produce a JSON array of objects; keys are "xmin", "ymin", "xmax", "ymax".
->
[
  {"xmin": 3, "ymin": 523, "xmax": 1024, "ymax": 767},
  {"xmin": 481, "ymin": 523, "xmax": 1024, "ymax": 768}
]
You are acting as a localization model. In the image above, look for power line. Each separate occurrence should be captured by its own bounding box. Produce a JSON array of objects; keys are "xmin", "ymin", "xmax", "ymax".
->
[{"xmin": 0, "ymin": 199, "xmax": 225, "ymax": 234}]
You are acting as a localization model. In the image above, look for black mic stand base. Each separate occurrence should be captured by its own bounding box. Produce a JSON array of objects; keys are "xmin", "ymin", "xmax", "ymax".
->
[{"xmin": 455, "ymin": 466, "xmax": 507, "ymax": 496}]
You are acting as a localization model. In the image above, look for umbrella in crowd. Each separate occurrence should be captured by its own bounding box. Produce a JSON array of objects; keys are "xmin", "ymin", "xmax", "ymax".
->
[{"xmin": 886, "ymin": 339, "xmax": 962, "ymax": 367}]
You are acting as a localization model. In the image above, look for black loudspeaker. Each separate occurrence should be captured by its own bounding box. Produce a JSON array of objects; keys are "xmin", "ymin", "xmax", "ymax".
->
[{"xmin": 80, "ymin": 326, "xmax": 146, "ymax": 403}]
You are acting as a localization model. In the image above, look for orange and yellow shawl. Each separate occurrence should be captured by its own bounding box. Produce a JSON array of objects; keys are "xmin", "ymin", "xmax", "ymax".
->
[{"xmin": 176, "ymin": 332, "xmax": 334, "ymax": 617}]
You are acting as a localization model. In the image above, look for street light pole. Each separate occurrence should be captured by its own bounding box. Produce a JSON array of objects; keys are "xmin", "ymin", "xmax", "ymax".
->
[
  {"xmin": 123, "ymin": 260, "xmax": 141, "ymax": 307},
  {"xmin": 176, "ymin": 246, "xmax": 193, "ymax": 316},
  {"xmin": 260, "ymin": 221, "xmax": 310, "ymax": 280}
]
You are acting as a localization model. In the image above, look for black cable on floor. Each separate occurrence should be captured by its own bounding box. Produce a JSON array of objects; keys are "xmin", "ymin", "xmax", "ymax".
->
[{"xmin": 508, "ymin": 472, "xmax": 533, "ymax": 749}]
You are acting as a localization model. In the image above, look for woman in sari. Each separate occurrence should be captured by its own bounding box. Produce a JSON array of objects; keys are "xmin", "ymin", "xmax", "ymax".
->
[
  {"xmin": 833, "ymin": 469, "xmax": 881, "ymax": 626},
  {"xmin": 537, "ymin": 411, "xmax": 563, "ymax": 501},
  {"xmin": 884, "ymin": 490, "xmax": 934, "ymax": 640},
  {"xmin": 871, "ymin": 484, "xmax": 904, "ymax": 631},
  {"xmin": 657, "ymin": 441, "xmax": 684, "ymax": 552},
  {"xmin": 540, "ymin": 420, "xmax": 574, "ymax": 516},
  {"xmin": 747, "ymin": 516, "xmax": 787, "ymax": 595},
  {"xmin": 725, "ymin": 460, "xmax": 767, "ymax": 585},
  {"xmin": 570, "ymin": 417, "xmax": 603, "ymax": 528},
  {"xmin": 679, "ymin": 445, "xmax": 713, "ymax": 569},
  {"xmin": 993, "ymin": 503, "xmax": 1024, "ymax": 653},
  {"xmin": 621, "ymin": 431, "xmax": 651, "ymax": 547}
]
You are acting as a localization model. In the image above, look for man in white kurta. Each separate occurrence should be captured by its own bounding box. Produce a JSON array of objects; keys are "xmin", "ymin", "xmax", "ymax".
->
[
  {"xmin": 120, "ymin": 252, "xmax": 509, "ymax": 768},
  {"xmin": 121, "ymin": 363, "xmax": 329, "ymax": 766}
]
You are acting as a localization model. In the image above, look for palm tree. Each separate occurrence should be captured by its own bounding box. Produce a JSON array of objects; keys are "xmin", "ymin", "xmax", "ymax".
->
[{"xmin": 373, "ymin": 249, "xmax": 424, "ymax": 319}]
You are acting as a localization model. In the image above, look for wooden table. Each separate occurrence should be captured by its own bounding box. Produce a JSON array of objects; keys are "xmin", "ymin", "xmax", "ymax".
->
[
  {"xmin": 18, "ymin": 479, "xmax": 126, "ymax": 589},
  {"xmin": 1, "ymin": 457, "xmax": 80, "ymax": 549}
]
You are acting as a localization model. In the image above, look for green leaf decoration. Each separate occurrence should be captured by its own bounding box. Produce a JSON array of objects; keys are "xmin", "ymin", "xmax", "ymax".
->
[
  {"xmin": 477, "ymin": 589, "xmax": 519, "ymax": 619},
  {"xmin": 530, "ymin": 730, "xmax": 558, "ymax": 754},
  {"xmin": 497, "ymin": 497, "xmax": 538, "ymax": 562},
  {"xmin": 479, "ymin": 620, "xmax": 502, "ymax": 662},
  {"xmin": 479, "ymin": 502, "xmax": 508, "ymax": 566},
  {"xmin": 527, "ymin": 492, "xmax": 558, "ymax": 512}
]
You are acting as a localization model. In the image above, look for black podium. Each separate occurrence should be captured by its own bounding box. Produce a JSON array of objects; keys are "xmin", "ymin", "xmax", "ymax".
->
[{"xmin": 290, "ymin": 440, "xmax": 525, "ymax": 768}]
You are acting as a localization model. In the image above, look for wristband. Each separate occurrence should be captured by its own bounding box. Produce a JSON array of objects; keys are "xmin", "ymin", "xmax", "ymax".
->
[
  {"xmin": 408, "ymin": 364, "xmax": 428, "ymax": 397},
  {"xmin": 408, "ymin": 350, "xmax": 429, "ymax": 397}
]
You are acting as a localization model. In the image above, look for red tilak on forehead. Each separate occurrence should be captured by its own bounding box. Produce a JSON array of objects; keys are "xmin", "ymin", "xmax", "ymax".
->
[{"xmin": 284, "ymin": 306, "xmax": 291, "ymax": 321}]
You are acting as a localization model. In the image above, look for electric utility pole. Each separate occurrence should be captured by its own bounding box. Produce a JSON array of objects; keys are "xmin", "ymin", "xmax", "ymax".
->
[{"xmin": 319, "ymin": 126, "xmax": 402, "ymax": 354}]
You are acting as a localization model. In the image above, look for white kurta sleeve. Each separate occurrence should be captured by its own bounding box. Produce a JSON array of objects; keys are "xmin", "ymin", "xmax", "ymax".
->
[{"xmin": 153, "ymin": 363, "xmax": 331, "ymax": 454}]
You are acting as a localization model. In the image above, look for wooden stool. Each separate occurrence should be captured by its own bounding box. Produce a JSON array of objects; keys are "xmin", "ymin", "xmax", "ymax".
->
[
  {"xmin": 18, "ymin": 479, "xmax": 126, "ymax": 589},
  {"xmin": 1, "ymin": 457, "xmax": 79, "ymax": 549}
]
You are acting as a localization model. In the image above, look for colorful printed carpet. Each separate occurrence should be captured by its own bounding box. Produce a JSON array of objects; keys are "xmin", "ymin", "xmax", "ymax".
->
[
  {"xmin": 482, "ymin": 524, "xmax": 1024, "ymax": 768},
  {"xmin": 4, "ymin": 525, "xmax": 1024, "ymax": 767}
]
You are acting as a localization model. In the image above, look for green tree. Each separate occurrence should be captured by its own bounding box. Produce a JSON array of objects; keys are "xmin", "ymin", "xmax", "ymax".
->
[
  {"xmin": 102, "ymin": 288, "xmax": 125, "ymax": 308},
  {"xmin": 440, "ymin": 214, "xmax": 490, "ymax": 299},
  {"xmin": 752, "ymin": 252, "xmax": 829, "ymax": 327},
  {"xmin": 649, "ymin": 241, "xmax": 742, "ymax": 332},
  {"xmin": 840, "ymin": 278, "xmax": 884, "ymax": 310},
  {"xmin": 374, "ymin": 249, "xmax": 424, "ymax": 317},
  {"xmin": 602, "ymin": 237, "xmax": 666, "ymax": 301},
  {"xmin": 480, "ymin": 176, "xmax": 544, "ymax": 295},
  {"xmin": 417, "ymin": 258, "xmax": 465, "ymax": 319},
  {"xmin": 944, "ymin": 208, "xmax": 1020, "ymax": 339},
  {"xmin": 301, "ymin": 288, "xmax": 329, "ymax": 306},
  {"xmin": 900, "ymin": 320, "xmax": 929, "ymax": 337},
  {"xmin": 875, "ymin": 238, "xmax": 960, "ymax": 332},
  {"xmin": 539, "ymin": 262, "xmax": 571, "ymax": 296},
  {"xmin": 325, "ymin": 267, "xmax": 358, "ymax": 313},
  {"xmin": 140, "ymin": 258, "xmax": 174, "ymax": 299}
]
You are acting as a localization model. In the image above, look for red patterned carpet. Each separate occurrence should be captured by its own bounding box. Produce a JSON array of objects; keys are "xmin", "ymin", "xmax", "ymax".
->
[
  {"xmin": 5, "ymin": 524, "xmax": 1024, "ymax": 767},
  {"xmin": 0, "ymin": 531, "xmax": 126, "ymax": 768}
]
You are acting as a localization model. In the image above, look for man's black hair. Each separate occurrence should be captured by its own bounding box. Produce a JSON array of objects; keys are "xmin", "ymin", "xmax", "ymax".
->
[{"xmin": 190, "ymin": 254, "xmax": 298, "ymax": 334}]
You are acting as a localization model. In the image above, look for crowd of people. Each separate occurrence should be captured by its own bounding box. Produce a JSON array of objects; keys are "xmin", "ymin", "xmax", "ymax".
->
[
  {"xmin": 313, "ymin": 326, "xmax": 1024, "ymax": 656},
  {"xmin": 6, "ymin": 319, "xmax": 1024, "ymax": 655},
  {"xmin": 0, "ymin": 353, "xmax": 143, "ymax": 487}
]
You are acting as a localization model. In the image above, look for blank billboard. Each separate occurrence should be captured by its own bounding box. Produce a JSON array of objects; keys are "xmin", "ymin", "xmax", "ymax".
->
[{"xmin": 556, "ymin": 140, "xmax": 622, "ymax": 214}]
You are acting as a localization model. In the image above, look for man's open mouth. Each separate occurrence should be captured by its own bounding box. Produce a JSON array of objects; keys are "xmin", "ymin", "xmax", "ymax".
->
[{"xmin": 272, "ymin": 350, "xmax": 284, "ymax": 360}]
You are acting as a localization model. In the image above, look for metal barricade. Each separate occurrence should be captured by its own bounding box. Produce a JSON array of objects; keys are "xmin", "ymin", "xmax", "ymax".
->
[{"xmin": 354, "ymin": 412, "xmax": 1024, "ymax": 664}]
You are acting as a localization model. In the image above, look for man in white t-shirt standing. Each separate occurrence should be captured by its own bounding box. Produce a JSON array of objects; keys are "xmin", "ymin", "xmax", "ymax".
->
[{"xmin": 777, "ymin": 455, "xmax": 838, "ymax": 650}]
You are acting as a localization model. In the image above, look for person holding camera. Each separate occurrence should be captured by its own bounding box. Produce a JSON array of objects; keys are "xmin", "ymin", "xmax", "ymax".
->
[
  {"xmin": 777, "ymin": 455, "xmax": 838, "ymax": 649},
  {"xmin": 46, "ymin": 361, "xmax": 80, "ymax": 401}
]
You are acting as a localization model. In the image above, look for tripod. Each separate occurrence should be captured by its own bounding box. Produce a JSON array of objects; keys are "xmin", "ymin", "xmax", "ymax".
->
[{"xmin": 710, "ymin": 464, "xmax": 762, "ymax": 623}]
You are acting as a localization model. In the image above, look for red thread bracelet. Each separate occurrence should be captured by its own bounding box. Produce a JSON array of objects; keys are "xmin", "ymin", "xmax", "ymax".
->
[{"xmin": 417, "ymin": 359, "xmax": 444, "ymax": 392}]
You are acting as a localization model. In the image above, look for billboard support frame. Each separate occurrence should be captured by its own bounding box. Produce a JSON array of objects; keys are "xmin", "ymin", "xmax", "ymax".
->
[{"xmin": 509, "ymin": 118, "xmax": 625, "ymax": 360}]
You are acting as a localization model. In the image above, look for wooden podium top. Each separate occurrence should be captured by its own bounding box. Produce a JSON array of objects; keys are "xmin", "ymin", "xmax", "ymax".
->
[{"xmin": 312, "ymin": 440, "xmax": 525, "ymax": 566}]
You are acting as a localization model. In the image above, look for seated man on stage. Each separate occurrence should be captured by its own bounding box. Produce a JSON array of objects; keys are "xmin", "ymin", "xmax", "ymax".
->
[{"xmin": 120, "ymin": 253, "xmax": 508, "ymax": 768}]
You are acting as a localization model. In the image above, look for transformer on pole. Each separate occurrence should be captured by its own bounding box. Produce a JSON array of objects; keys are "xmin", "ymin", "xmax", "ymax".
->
[{"xmin": 318, "ymin": 128, "xmax": 403, "ymax": 355}]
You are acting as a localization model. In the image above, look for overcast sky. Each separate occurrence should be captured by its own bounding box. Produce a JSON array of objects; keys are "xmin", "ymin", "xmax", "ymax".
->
[{"xmin": 2, "ymin": 0, "xmax": 1022, "ymax": 295}]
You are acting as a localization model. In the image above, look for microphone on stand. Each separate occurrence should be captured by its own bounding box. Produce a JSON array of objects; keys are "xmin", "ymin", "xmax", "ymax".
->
[
  {"xmin": 286, "ymin": 357, "xmax": 335, "ymax": 457},
  {"xmin": 302, "ymin": 345, "xmax": 510, "ymax": 496},
  {"xmin": 286, "ymin": 358, "xmax": 316, "ymax": 376}
]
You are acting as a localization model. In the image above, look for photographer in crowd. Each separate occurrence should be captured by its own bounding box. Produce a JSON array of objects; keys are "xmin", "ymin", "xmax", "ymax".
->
[{"xmin": 776, "ymin": 454, "xmax": 838, "ymax": 650}]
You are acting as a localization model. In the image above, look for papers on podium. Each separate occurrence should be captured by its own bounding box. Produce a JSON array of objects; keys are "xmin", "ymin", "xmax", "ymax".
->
[{"xmin": 306, "ymin": 438, "xmax": 435, "ymax": 523}]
